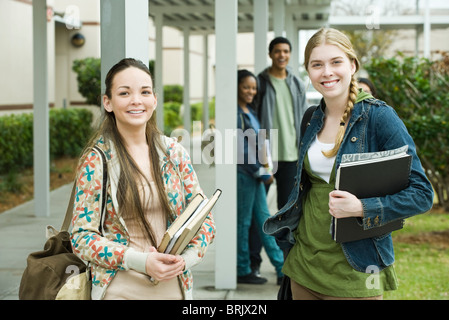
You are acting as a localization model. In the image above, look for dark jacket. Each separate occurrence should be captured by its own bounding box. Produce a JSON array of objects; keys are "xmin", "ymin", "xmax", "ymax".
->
[
  {"xmin": 237, "ymin": 105, "xmax": 271, "ymax": 182},
  {"xmin": 257, "ymin": 66, "xmax": 308, "ymax": 145}
]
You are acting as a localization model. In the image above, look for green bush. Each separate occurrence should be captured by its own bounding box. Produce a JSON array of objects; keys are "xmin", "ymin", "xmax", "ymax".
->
[
  {"xmin": 72, "ymin": 57, "xmax": 102, "ymax": 107},
  {"xmin": 0, "ymin": 108, "xmax": 93, "ymax": 175},
  {"xmin": 164, "ymin": 85, "xmax": 183, "ymax": 103},
  {"xmin": 191, "ymin": 97, "xmax": 216, "ymax": 124},
  {"xmin": 162, "ymin": 99, "xmax": 216, "ymax": 135},
  {"xmin": 365, "ymin": 52, "xmax": 449, "ymax": 210},
  {"xmin": 0, "ymin": 113, "xmax": 34, "ymax": 173},
  {"xmin": 163, "ymin": 102, "xmax": 182, "ymax": 135},
  {"xmin": 49, "ymin": 108, "xmax": 93, "ymax": 158}
]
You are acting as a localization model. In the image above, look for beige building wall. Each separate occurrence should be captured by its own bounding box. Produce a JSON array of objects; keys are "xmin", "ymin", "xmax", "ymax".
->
[
  {"xmin": 1, "ymin": 0, "xmax": 448, "ymax": 111},
  {"xmin": 0, "ymin": 0, "xmax": 49, "ymax": 107},
  {"xmin": 52, "ymin": 0, "xmax": 100, "ymax": 108},
  {"xmin": 387, "ymin": 28, "xmax": 449, "ymax": 58}
]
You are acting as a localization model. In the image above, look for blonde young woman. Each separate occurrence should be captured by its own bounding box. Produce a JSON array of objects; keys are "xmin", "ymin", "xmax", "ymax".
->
[
  {"xmin": 70, "ymin": 58, "xmax": 215, "ymax": 300},
  {"xmin": 264, "ymin": 28, "xmax": 433, "ymax": 300}
]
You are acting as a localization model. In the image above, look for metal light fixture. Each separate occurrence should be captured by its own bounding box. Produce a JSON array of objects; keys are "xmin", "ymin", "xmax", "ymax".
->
[{"xmin": 71, "ymin": 33, "xmax": 85, "ymax": 47}]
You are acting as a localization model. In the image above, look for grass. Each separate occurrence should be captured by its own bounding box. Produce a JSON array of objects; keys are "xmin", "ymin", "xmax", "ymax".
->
[
  {"xmin": 1, "ymin": 160, "xmax": 448, "ymax": 299},
  {"xmin": 384, "ymin": 210, "xmax": 449, "ymax": 300}
]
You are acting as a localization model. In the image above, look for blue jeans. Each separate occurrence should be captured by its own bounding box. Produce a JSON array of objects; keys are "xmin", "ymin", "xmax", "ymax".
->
[{"xmin": 237, "ymin": 172, "xmax": 284, "ymax": 277}]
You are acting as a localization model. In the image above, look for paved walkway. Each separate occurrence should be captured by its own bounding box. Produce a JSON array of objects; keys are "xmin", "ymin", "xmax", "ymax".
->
[{"xmin": 0, "ymin": 157, "xmax": 280, "ymax": 300}]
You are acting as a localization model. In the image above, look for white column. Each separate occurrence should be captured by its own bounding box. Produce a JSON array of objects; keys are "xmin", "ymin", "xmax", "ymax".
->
[
  {"xmin": 125, "ymin": 2, "xmax": 149, "ymax": 64},
  {"xmin": 215, "ymin": 0, "xmax": 237, "ymax": 290},
  {"xmin": 273, "ymin": 0, "xmax": 285, "ymax": 37},
  {"xmin": 155, "ymin": 14, "xmax": 164, "ymax": 130},
  {"xmin": 100, "ymin": 0, "xmax": 149, "ymax": 98},
  {"xmin": 33, "ymin": 0, "xmax": 50, "ymax": 217},
  {"xmin": 423, "ymin": 0, "xmax": 431, "ymax": 58},
  {"xmin": 202, "ymin": 34, "xmax": 209, "ymax": 131},
  {"xmin": 183, "ymin": 27, "xmax": 191, "ymax": 134},
  {"xmin": 285, "ymin": 11, "xmax": 299, "ymax": 77},
  {"xmin": 415, "ymin": 0, "xmax": 420, "ymax": 56},
  {"xmin": 254, "ymin": 0, "xmax": 269, "ymax": 74}
]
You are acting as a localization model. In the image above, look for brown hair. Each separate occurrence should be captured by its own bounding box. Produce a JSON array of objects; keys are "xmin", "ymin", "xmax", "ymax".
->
[
  {"xmin": 81, "ymin": 58, "xmax": 173, "ymax": 247},
  {"xmin": 304, "ymin": 28, "xmax": 360, "ymax": 158}
]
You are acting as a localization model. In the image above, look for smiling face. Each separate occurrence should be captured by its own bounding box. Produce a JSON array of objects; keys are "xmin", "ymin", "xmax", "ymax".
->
[
  {"xmin": 307, "ymin": 43, "xmax": 356, "ymax": 103},
  {"xmin": 103, "ymin": 66, "xmax": 157, "ymax": 134},
  {"xmin": 238, "ymin": 75, "xmax": 257, "ymax": 108},
  {"xmin": 269, "ymin": 43, "xmax": 291, "ymax": 71}
]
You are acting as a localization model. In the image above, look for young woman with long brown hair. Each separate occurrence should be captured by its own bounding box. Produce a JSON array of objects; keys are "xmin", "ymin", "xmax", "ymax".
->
[{"xmin": 70, "ymin": 58, "xmax": 215, "ymax": 300}]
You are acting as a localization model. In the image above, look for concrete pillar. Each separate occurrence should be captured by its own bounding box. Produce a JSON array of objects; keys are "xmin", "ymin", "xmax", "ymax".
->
[
  {"xmin": 202, "ymin": 34, "xmax": 209, "ymax": 132},
  {"xmin": 415, "ymin": 0, "xmax": 420, "ymax": 56},
  {"xmin": 254, "ymin": 0, "xmax": 269, "ymax": 74},
  {"xmin": 100, "ymin": 0, "xmax": 149, "ymax": 99},
  {"xmin": 286, "ymin": 11, "xmax": 299, "ymax": 77},
  {"xmin": 214, "ymin": 0, "xmax": 237, "ymax": 290},
  {"xmin": 33, "ymin": 0, "xmax": 50, "ymax": 217},
  {"xmin": 423, "ymin": 0, "xmax": 431, "ymax": 58},
  {"xmin": 155, "ymin": 13, "xmax": 164, "ymax": 130},
  {"xmin": 273, "ymin": 0, "xmax": 285, "ymax": 37},
  {"xmin": 183, "ymin": 27, "xmax": 191, "ymax": 134}
]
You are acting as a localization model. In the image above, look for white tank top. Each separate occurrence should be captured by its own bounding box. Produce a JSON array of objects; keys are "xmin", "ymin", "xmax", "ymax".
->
[{"xmin": 307, "ymin": 135, "xmax": 336, "ymax": 184}]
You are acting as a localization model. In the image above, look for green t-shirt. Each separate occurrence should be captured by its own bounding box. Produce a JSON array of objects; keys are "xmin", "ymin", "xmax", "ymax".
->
[
  {"xmin": 283, "ymin": 155, "xmax": 398, "ymax": 298},
  {"xmin": 269, "ymin": 75, "xmax": 298, "ymax": 162}
]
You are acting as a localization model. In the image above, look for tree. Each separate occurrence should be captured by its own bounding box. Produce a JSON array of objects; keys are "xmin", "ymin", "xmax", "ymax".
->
[
  {"xmin": 365, "ymin": 52, "xmax": 449, "ymax": 211},
  {"xmin": 72, "ymin": 57, "xmax": 102, "ymax": 107},
  {"xmin": 343, "ymin": 30, "xmax": 396, "ymax": 66}
]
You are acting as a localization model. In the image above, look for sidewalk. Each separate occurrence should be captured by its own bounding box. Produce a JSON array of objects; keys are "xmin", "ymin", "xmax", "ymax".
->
[{"xmin": 0, "ymin": 158, "xmax": 280, "ymax": 300}]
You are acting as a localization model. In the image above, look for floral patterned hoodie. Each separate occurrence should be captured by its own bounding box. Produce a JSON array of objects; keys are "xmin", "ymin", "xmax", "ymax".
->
[{"xmin": 70, "ymin": 136, "xmax": 215, "ymax": 300}]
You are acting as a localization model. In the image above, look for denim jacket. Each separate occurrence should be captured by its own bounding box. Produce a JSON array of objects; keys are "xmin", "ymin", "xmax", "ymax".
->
[
  {"xmin": 237, "ymin": 105, "xmax": 271, "ymax": 182},
  {"xmin": 263, "ymin": 97, "xmax": 434, "ymax": 272}
]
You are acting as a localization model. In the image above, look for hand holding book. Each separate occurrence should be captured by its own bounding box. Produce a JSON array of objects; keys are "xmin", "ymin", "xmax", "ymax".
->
[
  {"xmin": 332, "ymin": 146, "xmax": 410, "ymax": 243},
  {"xmin": 328, "ymin": 190, "xmax": 364, "ymax": 219},
  {"xmin": 146, "ymin": 189, "xmax": 220, "ymax": 284},
  {"xmin": 145, "ymin": 246, "xmax": 185, "ymax": 282}
]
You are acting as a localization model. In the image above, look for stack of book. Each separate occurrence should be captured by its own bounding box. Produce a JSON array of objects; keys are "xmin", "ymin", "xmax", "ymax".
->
[
  {"xmin": 158, "ymin": 189, "xmax": 221, "ymax": 255},
  {"xmin": 332, "ymin": 146, "xmax": 411, "ymax": 243}
]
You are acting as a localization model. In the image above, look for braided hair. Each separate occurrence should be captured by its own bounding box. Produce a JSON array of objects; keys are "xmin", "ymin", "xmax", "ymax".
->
[{"xmin": 304, "ymin": 28, "xmax": 360, "ymax": 158}]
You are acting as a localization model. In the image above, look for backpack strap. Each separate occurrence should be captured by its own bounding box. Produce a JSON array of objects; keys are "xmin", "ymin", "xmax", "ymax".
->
[
  {"xmin": 60, "ymin": 183, "xmax": 77, "ymax": 232},
  {"xmin": 93, "ymin": 146, "xmax": 108, "ymax": 235},
  {"xmin": 60, "ymin": 146, "xmax": 108, "ymax": 233},
  {"xmin": 300, "ymin": 105, "xmax": 318, "ymax": 138}
]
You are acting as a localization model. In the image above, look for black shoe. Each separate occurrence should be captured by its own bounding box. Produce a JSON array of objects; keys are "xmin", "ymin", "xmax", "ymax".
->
[
  {"xmin": 251, "ymin": 266, "xmax": 261, "ymax": 277},
  {"xmin": 238, "ymin": 273, "xmax": 267, "ymax": 285}
]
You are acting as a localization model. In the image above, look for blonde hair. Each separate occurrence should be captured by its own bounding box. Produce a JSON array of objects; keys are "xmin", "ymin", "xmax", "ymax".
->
[{"xmin": 304, "ymin": 28, "xmax": 360, "ymax": 157}]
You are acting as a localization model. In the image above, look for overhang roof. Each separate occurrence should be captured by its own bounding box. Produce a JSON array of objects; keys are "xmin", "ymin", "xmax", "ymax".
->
[
  {"xmin": 329, "ymin": 14, "xmax": 449, "ymax": 30},
  {"xmin": 148, "ymin": 0, "xmax": 449, "ymax": 35},
  {"xmin": 148, "ymin": 0, "xmax": 332, "ymax": 34}
]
